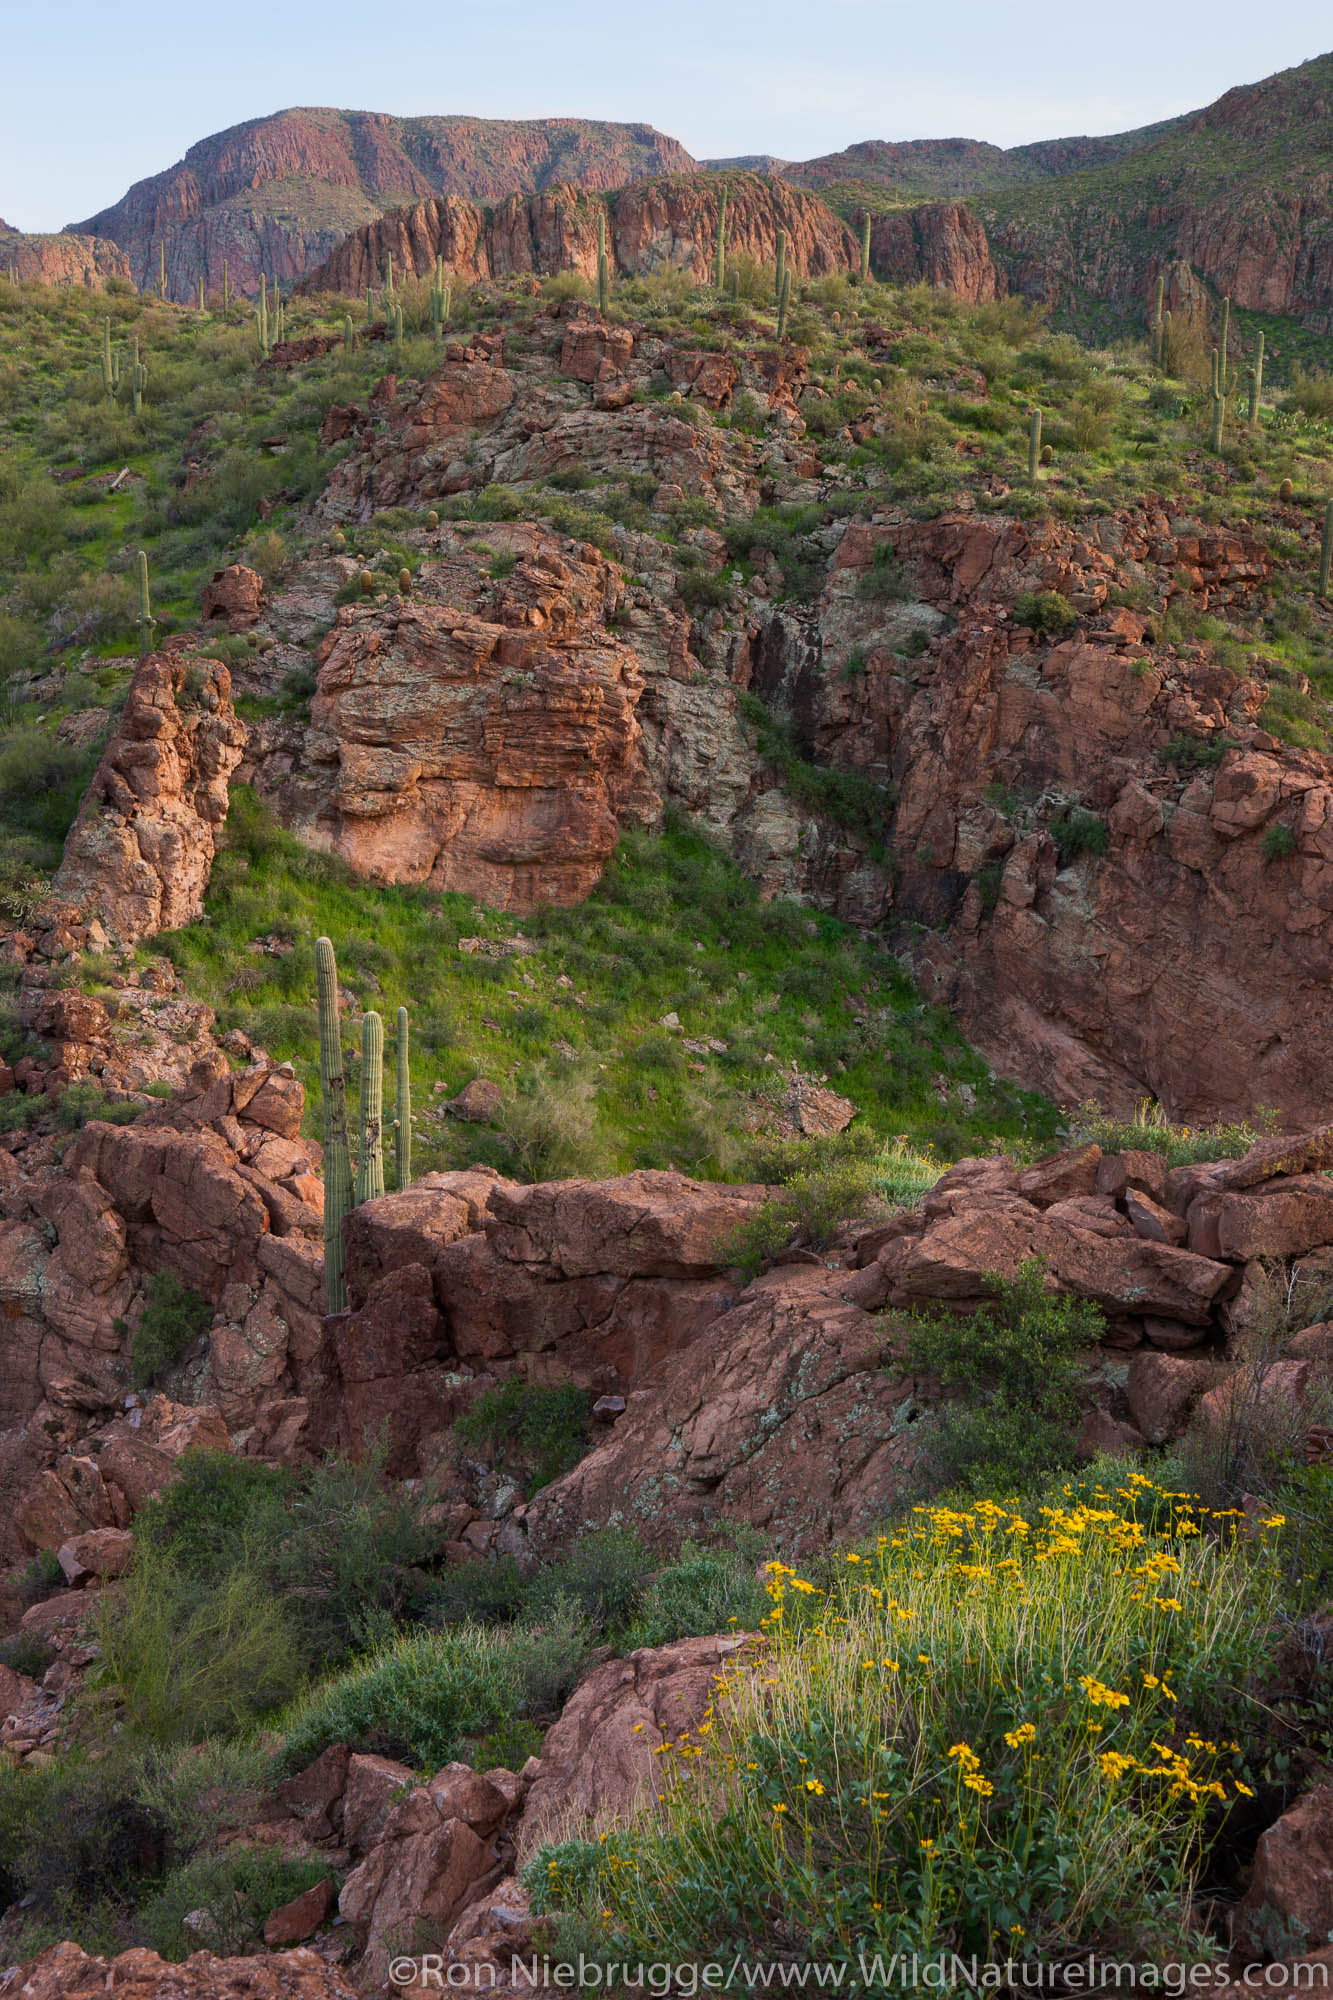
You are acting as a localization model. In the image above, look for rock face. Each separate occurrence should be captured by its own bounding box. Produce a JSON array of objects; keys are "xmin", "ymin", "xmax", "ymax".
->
[
  {"xmin": 300, "ymin": 171, "xmax": 860, "ymax": 295},
  {"xmin": 0, "ymin": 226, "xmax": 132, "ymax": 289},
  {"xmin": 801, "ymin": 506, "xmax": 1333, "ymax": 1125},
  {"xmin": 869, "ymin": 202, "xmax": 1000, "ymax": 301},
  {"xmin": 294, "ymin": 533, "xmax": 660, "ymax": 908},
  {"xmin": 1234, "ymin": 1778, "xmax": 1333, "ymax": 1951},
  {"xmin": 68, "ymin": 109, "xmax": 697, "ymax": 302},
  {"xmin": 52, "ymin": 647, "xmax": 246, "ymax": 948}
]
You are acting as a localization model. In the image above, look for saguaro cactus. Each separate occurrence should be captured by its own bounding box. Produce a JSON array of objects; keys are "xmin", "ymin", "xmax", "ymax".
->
[
  {"xmin": 714, "ymin": 189, "xmax": 727, "ymax": 293},
  {"xmin": 860, "ymin": 212, "xmax": 871, "ymax": 283},
  {"xmin": 356, "ymin": 1012, "xmax": 386, "ymax": 1205},
  {"xmin": 197, "ymin": 277, "xmax": 205, "ymax": 312},
  {"xmin": 343, "ymin": 314, "xmax": 355, "ymax": 353},
  {"xmin": 1209, "ymin": 347, "xmax": 1226, "ymax": 451},
  {"xmin": 1218, "ymin": 294, "xmax": 1231, "ymax": 387},
  {"xmin": 775, "ymin": 228, "xmax": 787, "ymax": 308},
  {"xmin": 222, "ymin": 259, "xmax": 230, "ymax": 315},
  {"xmin": 1152, "ymin": 275, "xmax": 1165, "ymax": 368},
  {"xmin": 777, "ymin": 266, "xmax": 791, "ymax": 341},
  {"xmin": 395, "ymin": 1006, "xmax": 411, "ymax": 1191},
  {"xmin": 101, "ymin": 317, "xmax": 114, "ymax": 399},
  {"xmin": 1321, "ymin": 498, "xmax": 1333, "ymax": 601},
  {"xmin": 1028, "ymin": 407, "xmax": 1043, "ymax": 485},
  {"xmin": 130, "ymin": 336, "xmax": 147, "ymax": 415},
  {"xmin": 158, "ymin": 242, "xmax": 166, "ymax": 300},
  {"xmin": 597, "ymin": 211, "xmax": 609, "ymax": 315},
  {"xmin": 429, "ymin": 257, "xmax": 451, "ymax": 339},
  {"xmin": 258, "ymin": 274, "xmax": 270, "ymax": 355},
  {"xmin": 136, "ymin": 551, "xmax": 155, "ymax": 658},
  {"xmin": 1248, "ymin": 329, "xmax": 1265, "ymax": 430},
  {"xmin": 385, "ymin": 252, "xmax": 395, "ymax": 295},
  {"xmin": 315, "ymin": 938, "xmax": 354, "ymax": 1312}
]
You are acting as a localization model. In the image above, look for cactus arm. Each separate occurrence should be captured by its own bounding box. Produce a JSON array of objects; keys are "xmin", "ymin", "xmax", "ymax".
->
[
  {"xmin": 1028, "ymin": 407, "xmax": 1042, "ymax": 485},
  {"xmin": 395, "ymin": 1007, "xmax": 411, "ymax": 1190},
  {"xmin": 315, "ymin": 938, "xmax": 355, "ymax": 1312},
  {"xmin": 1248, "ymin": 330, "xmax": 1265, "ymax": 430},
  {"xmin": 860, "ymin": 212, "xmax": 871, "ymax": 283},
  {"xmin": 356, "ymin": 1011, "xmax": 385, "ymax": 1204}
]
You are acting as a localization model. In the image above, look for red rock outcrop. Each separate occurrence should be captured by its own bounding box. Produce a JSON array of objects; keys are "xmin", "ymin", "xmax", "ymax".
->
[
  {"xmin": 869, "ymin": 202, "xmax": 1000, "ymax": 302},
  {"xmin": 2, "ymin": 1942, "xmax": 356, "ymax": 2000},
  {"xmin": 52, "ymin": 647, "xmax": 246, "ymax": 948},
  {"xmin": 0, "ymin": 228, "xmax": 132, "ymax": 289},
  {"xmin": 1233, "ymin": 1778, "xmax": 1333, "ymax": 1951},
  {"xmin": 69, "ymin": 110, "xmax": 696, "ymax": 301},
  {"xmin": 300, "ymin": 172, "xmax": 860, "ymax": 296},
  {"xmin": 800, "ymin": 505, "xmax": 1333, "ymax": 1125}
]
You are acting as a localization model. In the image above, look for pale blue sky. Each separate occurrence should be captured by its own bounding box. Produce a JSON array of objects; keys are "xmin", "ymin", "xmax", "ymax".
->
[{"xmin": 5, "ymin": 0, "xmax": 1330, "ymax": 232}]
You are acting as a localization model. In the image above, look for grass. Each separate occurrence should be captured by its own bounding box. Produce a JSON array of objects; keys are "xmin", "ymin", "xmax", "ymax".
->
[
  {"xmin": 1070, "ymin": 1096, "xmax": 1279, "ymax": 1168},
  {"xmin": 154, "ymin": 793, "xmax": 1055, "ymax": 1177},
  {"xmin": 528, "ymin": 1474, "xmax": 1283, "ymax": 1958}
]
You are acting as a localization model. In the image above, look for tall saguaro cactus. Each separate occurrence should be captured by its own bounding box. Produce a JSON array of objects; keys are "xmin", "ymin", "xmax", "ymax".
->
[
  {"xmin": 130, "ymin": 335, "xmax": 146, "ymax": 415},
  {"xmin": 777, "ymin": 266, "xmax": 791, "ymax": 341},
  {"xmin": 1152, "ymin": 275, "xmax": 1165, "ymax": 368},
  {"xmin": 860, "ymin": 212, "xmax": 871, "ymax": 283},
  {"xmin": 356, "ymin": 1012, "xmax": 386, "ymax": 1205},
  {"xmin": 1248, "ymin": 330, "xmax": 1265, "ymax": 430},
  {"xmin": 1321, "ymin": 499, "xmax": 1333, "ymax": 602},
  {"xmin": 101, "ymin": 318, "xmax": 114, "ymax": 399},
  {"xmin": 1028, "ymin": 407, "xmax": 1043, "ymax": 485},
  {"xmin": 395, "ymin": 1007, "xmax": 411, "ymax": 1191},
  {"xmin": 1218, "ymin": 295, "xmax": 1231, "ymax": 388},
  {"xmin": 714, "ymin": 189, "xmax": 727, "ymax": 293},
  {"xmin": 258, "ymin": 274, "xmax": 270, "ymax": 356},
  {"xmin": 1209, "ymin": 346, "xmax": 1226, "ymax": 452},
  {"xmin": 222, "ymin": 259, "xmax": 230, "ymax": 315},
  {"xmin": 315, "ymin": 938, "xmax": 355, "ymax": 1312},
  {"xmin": 597, "ymin": 211, "xmax": 609, "ymax": 315},
  {"xmin": 136, "ymin": 551, "xmax": 155, "ymax": 658},
  {"xmin": 774, "ymin": 228, "xmax": 787, "ymax": 308}
]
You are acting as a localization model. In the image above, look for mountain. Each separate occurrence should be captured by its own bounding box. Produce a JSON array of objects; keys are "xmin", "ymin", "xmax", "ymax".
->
[
  {"xmin": 66, "ymin": 108, "xmax": 697, "ymax": 302},
  {"xmin": 0, "ymin": 218, "xmax": 130, "ymax": 289},
  {"xmin": 780, "ymin": 114, "xmax": 1192, "ymax": 206},
  {"xmin": 976, "ymin": 52, "xmax": 1333, "ymax": 323}
]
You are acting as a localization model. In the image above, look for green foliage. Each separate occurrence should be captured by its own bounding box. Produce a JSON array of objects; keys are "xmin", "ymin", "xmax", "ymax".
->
[
  {"xmin": 723, "ymin": 1131, "xmax": 909, "ymax": 1279},
  {"xmin": 278, "ymin": 1607, "xmax": 591, "ymax": 1772},
  {"xmin": 1050, "ymin": 806, "xmax": 1109, "ymax": 864},
  {"xmin": 855, "ymin": 543, "xmax": 912, "ymax": 601},
  {"xmin": 1013, "ymin": 589, "xmax": 1078, "ymax": 638},
  {"xmin": 1070, "ymin": 1095, "xmax": 1276, "ymax": 1167},
  {"xmin": 910, "ymin": 1258, "xmax": 1104, "ymax": 1492},
  {"xmin": 0, "ymin": 1631, "xmax": 55, "ymax": 1679},
  {"xmin": 455, "ymin": 1378, "xmax": 593, "ymax": 1496},
  {"xmin": 737, "ymin": 693, "xmax": 896, "ymax": 844},
  {"xmin": 624, "ymin": 1539, "xmax": 770, "ymax": 1649},
  {"xmin": 138, "ymin": 1846, "xmax": 334, "ymax": 1961},
  {"xmin": 1262, "ymin": 820, "xmax": 1297, "ymax": 859},
  {"xmin": 129, "ymin": 1268, "xmax": 213, "ymax": 1390},
  {"xmin": 1162, "ymin": 732, "xmax": 1233, "ymax": 769}
]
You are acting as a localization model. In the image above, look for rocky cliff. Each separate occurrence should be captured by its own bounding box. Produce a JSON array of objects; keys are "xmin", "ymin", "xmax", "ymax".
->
[
  {"xmin": 0, "ymin": 222, "xmax": 131, "ymax": 289},
  {"xmin": 67, "ymin": 108, "xmax": 697, "ymax": 302},
  {"xmin": 299, "ymin": 172, "xmax": 861, "ymax": 295}
]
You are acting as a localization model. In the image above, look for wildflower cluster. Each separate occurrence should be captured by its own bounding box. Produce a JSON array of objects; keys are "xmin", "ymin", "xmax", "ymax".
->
[{"xmin": 527, "ymin": 1473, "xmax": 1280, "ymax": 1961}]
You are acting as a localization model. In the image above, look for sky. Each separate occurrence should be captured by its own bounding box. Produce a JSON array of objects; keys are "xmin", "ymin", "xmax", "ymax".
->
[{"xmin": 4, "ymin": 0, "xmax": 1331, "ymax": 233}]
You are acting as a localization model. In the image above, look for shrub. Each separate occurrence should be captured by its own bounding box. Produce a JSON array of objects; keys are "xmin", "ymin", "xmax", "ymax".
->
[
  {"xmin": 1013, "ymin": 590, "xmax": 1078, "ymax": 639},
  {"xmin": 909, "ymin": 1258, "xmax": 1104, "ymax": 1492},
  {"xmin": 138, "ymin": 1847, "xmax": 333, "ymax": 1960},
  {"xmin": 1070, "ymin": 1095, "xmax": 1276, "ymax": 1167},
  {"xmin": 530, "ymin": 1480, "xmax": 1280, "ymax": 1956},
  {"xmin": 1262, "ymin": 821, "xmax": 1297, "ymax": 860},
  {"xmin": 856, "ymin": 544, "xmax": 912, "ymax": 602},
  {"xmin": 624, "ymin": 1539, "xmax": 770, "ymax": 1649},
  {"xmin": 534, "ymin": 1530, "xmax": 654, "ymax": 1629},
  {"xmin": 1285, "ymin": 366, "xmax": 1333, "ymax": 423},
  {"xmin": 1050, "ymin": 807, "xmax": 1109, "ymax": 864},
  {"xmin": 455, "ymin": 1379, "xmax": 592, "ymax": 1496},
  {"xmin": 95, "ymin": 1547, "xmax": 305, "ymax": 1744},
  {"xmin": 278, "ymin": 1607, "xmax": 591, "ymax": 1772},
  {"xmin": 0, "ymin": 1632, "xmax": 55, "ymax": 1679},
  {"xmin": 1163, "ymin": 732, "xmax": 1232, "ymax": 769},
  {"xmin": 724, "ymin": 1137, "xmax": 889, "ymax": 1280},
  {"xmin": 497, "ymin": 1068, "xmax": 607, "ymax": 1182},
  {"xmin": 129, "ymin": 1268, "xmax": 214, "ymax": 1389}
]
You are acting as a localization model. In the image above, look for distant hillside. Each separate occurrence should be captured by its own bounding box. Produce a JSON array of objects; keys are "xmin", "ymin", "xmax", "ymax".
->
[
  {"xmin": 66, "ymin": 108, "xmax": 697, "ymax": 301},
  {"xmin": 976, "ymin": 51, "xmax": 1333, "ymax": 324},
  {"xmin": 0, "ymin": 221, "xmax": 130, "ymax": 289}
]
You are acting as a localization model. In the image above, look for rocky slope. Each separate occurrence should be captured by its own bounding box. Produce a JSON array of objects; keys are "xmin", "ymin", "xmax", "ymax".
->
[
  {"xmin": 783, "ymin": 115, "xmax": 1191, "ymax": 203},
  {"xmin": 67, "ymin": 109, "xmax": 697, "ymax": 302},
  {"xmin": 298, "ymin": 171, "xmax": 862, "ymax": 295},
  {"xmin": 245, "ymin": 301, "xmax": 1332, "ymax": 1124},
  {"xmin": 0, "ymin": 220, "xmax": 130, "ymax": 289},
  {"xmin": 978, "ymin": 50, "xmax": 1333, "ymax": 326}
]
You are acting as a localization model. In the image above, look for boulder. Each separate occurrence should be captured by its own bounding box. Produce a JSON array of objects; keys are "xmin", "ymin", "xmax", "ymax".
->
[
  {"xmin": 338, "ymin": 1777, "xmax": 502, "ymax": 1984},
  {"xmin": 518, "ymin": 1635, "xmax": 754, "ymax": 1859},
  {"xmin": 262, "ymin": 1877, "xmax": 337, "ymax": 1947},
  {"xmin": 7, "ymin": 1941, "xmax": 357, "ymax": 1999},
  {"xmin": 1234, "ymin": 1779, "xmax": 1333, "ymax": 1952},
  {"xmin": 1016, "ymin": 1144, "xmax": 1102, "ymax": 1207},
  {"xmin": 340, "ymin": 1751, "xmax": 415, "ymax": 1854},
  {"xmin": 1125, "ymin": 1351, "xmax": 1216, "ymax": 1444}
]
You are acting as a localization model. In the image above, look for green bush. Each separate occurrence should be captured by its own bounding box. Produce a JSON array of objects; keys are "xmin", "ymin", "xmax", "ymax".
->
[
  {"xmin": 279, "ymin": 1607, "xmax": 591, "ymax": 1772},
  {"xmin": 138, "ymin": 1846, "xmax": 334, "ymax": 1961},
  {"xmin": 95, "ymin": 1547, "xmax": 306, "ymax": 1744},
  {"xmin": 624, "ymin": 1540, "xmax": 769, "ymax": 1649},
  {"xmin": 723, "ymin": 1132, "xmax": 897, "ymax": 1279},
  {"xmin": 909, "ymin": 1258, "xmax": 1105, "ymax": 1493},
  {"xmin": 856, "ymin": 543, "xmax": 911, "ymax": 601},
  {"xmin": 1013, "ymin": 590, "xmax": 1078, "ymax": 639},
  {"xmin": 1070, "ymin": 1096, "xmax": 1276, "ymax": 1167},
  {"xmin": 0, "ymin": 1631, "xmax": 55, "ymax": 1679},
  {"xmin": 129, "ymin": 1268, "xmax": 214, "ymax": 1389},
  {"xmin": 1050, "ymin": 807, "xmax": 1109, "ymax": 864},
  {"xmin": 496, "ymin": 1068, "xmax": 608, "ymax": 1183},
  {"xmin": 1262, "ymin": 821, "xmax": 1297, "ymax": 859},
  {"xmin": 1163, "ymin": 732, "xmax": 1232, "ymax": 769},
  {"xmin": 455, "ymin": 1379, "xmax": 593, "ymax": 1496},
  {"xmin": 534, "ymin": 1530, "xmax": 654, "ymax": 1629}
]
